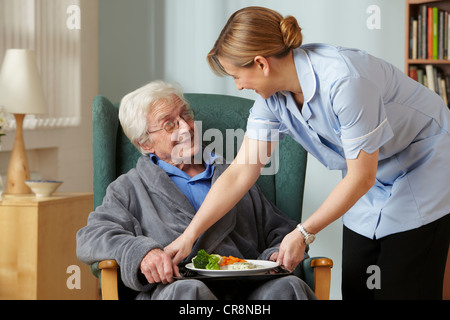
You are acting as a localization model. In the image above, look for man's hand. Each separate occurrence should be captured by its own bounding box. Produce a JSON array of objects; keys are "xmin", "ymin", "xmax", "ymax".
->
[
  {"xmin": 140, "ymin": 248, "xmax": 180, "ymax": 284},
  {"xmin": 269, "ymin": 252, "xmax": 279, "ymax": 262}
]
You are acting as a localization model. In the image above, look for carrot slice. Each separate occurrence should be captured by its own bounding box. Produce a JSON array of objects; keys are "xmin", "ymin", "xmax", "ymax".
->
[{"xmin": 219, "ymin": 255, "xmax": 247, "ymax": 267}]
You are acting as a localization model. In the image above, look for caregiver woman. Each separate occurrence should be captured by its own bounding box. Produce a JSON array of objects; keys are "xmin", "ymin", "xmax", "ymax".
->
[{"xmin": 165, "ymin": 6, "xmax": 450, "ymax": 299}]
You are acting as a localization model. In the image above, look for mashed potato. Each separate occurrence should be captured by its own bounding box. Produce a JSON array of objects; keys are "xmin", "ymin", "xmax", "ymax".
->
[{"xmin": 220, "ymin": 262, "xmax": 263, "ymax": 270}]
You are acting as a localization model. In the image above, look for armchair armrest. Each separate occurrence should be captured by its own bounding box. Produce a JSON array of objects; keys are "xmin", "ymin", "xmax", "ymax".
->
[
  {"xmin": 97, "ymin": 259, "xmax": 119, "ymax": 300},
  {"xmin": 302, "ymin": 257, "xmax": 333, "ymax": 300},
  {"xmin": 99, "ymin": 259, "xmax": 119, "ymax": 269}
]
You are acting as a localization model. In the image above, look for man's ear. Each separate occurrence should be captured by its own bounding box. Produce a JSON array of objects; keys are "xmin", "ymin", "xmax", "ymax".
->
[
  {"xmin": 137, "ymin": 140, "xmax": 154, "ymax": 154},
  {"xmin": 254, "ymin": 55, "xmax": 270, "ymax": 76}
]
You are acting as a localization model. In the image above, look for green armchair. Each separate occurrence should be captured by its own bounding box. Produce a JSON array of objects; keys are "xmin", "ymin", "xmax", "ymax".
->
[{"xmin": 91, "ymin": 93, "xmax": 333, "ymax": 300}]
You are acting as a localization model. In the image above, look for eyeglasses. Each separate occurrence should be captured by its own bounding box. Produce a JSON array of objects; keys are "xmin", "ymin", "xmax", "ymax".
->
[{"xmin": 147, "ymin": 109, "xmax": 195, "ymax": 134}]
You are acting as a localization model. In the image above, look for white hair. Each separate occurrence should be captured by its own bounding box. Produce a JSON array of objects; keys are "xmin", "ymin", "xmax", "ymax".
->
[{"xmin": 118, "ymin": 80, "xmax": 187, "ymax": 155}]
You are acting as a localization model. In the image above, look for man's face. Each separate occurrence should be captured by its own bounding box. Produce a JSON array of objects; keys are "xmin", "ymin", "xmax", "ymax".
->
[{"xmin": 143, "ymin": 94, "xmax": 200, "ymax": 165}]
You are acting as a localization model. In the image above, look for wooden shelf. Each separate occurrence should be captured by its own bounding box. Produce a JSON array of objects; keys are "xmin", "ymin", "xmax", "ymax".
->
[
  {"xmin": 407, "ymin": 58, "xmax": 450, "ymax": 64},
  {"xmin": 409, "ymin": 0, "xmax": 445, "ymax": 4}
]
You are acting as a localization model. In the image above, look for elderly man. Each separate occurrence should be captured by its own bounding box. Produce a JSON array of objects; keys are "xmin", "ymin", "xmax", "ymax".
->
[{"xmin": 76, "ymin": 80, "xmax": 315, "ymax": 300}]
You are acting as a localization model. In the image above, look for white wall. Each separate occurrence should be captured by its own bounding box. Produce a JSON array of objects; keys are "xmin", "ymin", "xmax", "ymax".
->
[{"xmin": 98, "ymin": 0, "xmax": 405, "ymax": 299}]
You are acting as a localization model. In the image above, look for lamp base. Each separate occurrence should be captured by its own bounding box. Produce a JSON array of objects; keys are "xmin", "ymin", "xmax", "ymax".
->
[{"xmin": 4, "ymin": 114, "xmax": 31, "ymax": 195}]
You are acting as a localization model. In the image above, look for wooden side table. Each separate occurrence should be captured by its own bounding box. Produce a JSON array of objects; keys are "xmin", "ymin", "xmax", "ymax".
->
[{"xmin": 0, "ymin": 193, "xmax": 97, "ymax": 300}]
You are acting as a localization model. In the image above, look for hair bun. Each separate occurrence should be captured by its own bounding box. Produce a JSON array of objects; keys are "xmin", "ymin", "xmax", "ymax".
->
[{"xmin": 280, "ymin": 16, "xmax": 303, "ymax": 50}]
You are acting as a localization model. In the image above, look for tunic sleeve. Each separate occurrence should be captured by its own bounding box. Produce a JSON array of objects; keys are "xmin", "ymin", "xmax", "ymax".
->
[
  {"xmin": 331, "ymin": 76, "xmax": 394, "ymax": 159},
  {"xmin": 246, "ymin": 95, "xmax": 285, "ymax": 141}
]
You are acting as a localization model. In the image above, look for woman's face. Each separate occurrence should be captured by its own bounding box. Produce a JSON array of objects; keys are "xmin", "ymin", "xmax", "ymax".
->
[{"xmin": 218, "ymin": 56, "xmax": 277, "ymax": 99}]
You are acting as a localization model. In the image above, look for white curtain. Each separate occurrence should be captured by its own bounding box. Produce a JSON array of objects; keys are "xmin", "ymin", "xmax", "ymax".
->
[{"xmin": 0, "ymin": 0, "xmax": 81, "ymax": 129}]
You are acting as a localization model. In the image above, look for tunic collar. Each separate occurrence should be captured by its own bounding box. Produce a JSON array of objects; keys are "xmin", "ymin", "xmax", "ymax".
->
[{"xmin": 293, "ymin": 47, "xmax": 317, "ymax": 105}]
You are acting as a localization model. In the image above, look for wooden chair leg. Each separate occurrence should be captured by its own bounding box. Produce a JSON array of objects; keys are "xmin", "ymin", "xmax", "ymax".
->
[{"xmin": 311, "ymin": 258, "xmax": 333, "ymax": 300}]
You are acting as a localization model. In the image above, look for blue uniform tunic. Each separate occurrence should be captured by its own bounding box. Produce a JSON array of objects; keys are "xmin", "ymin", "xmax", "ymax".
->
[{"xmin": 246, "ymin": 44, "xmax": 450, "ymax": 239}]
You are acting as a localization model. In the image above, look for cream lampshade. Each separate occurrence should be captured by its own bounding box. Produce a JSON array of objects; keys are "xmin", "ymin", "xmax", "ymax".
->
[{"xmin": 0, "ymin": 49, "xmax": 47, "ymax": 195}]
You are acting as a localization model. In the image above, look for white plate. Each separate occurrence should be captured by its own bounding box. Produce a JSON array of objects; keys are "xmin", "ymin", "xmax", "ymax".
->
[{"xmin": 185, "ymin": 260, "xmax": 279, "ymax": 277}]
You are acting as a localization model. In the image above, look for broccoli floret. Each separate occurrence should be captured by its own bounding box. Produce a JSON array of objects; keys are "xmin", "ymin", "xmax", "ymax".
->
[
  {"xmin": 192, "ymin": 249, "xmax": 209, "ymax": 269},
  {"xmin": 206, "ymin": 254, "xmax": 220, "ymax": 270},
  {"xmin": 192, "ymin": 250, "xmax": 220, "ymax": 270}
]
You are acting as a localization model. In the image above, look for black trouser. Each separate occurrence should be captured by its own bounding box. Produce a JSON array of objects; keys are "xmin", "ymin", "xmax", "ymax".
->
[{"xmin": 342, "ymin": 213, "xmax": 450, "ymax": 300}]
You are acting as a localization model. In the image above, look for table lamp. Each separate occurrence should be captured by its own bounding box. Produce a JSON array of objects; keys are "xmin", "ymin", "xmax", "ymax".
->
[{"xmin": 0, "ymin": 49, "xmax": 47, "ymax": 195}]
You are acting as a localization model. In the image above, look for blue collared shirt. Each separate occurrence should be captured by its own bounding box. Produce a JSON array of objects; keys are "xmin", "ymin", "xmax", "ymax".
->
[
  {"xmin": 246, "ymin": 43, "xmax": 450, "ymax": 239},
  {"xmin": 150, "ymin": 151, "xmax": 218, "ymax": 211}
]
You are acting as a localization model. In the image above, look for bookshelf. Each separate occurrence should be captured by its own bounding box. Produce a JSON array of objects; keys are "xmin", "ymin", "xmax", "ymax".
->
[
  {"xmin": 406, "ymin": 0, "xmax": 450, "ymax": 107},
  {"xmin": 407, "ymin": 2, "xmax": 450, "ymax": 300}
]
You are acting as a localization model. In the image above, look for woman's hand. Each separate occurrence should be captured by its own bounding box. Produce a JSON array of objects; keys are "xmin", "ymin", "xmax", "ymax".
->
[
  {"xmin": 275, "ymin": 150, "xmax": 380, "ymax": 272},
  {"xmin": 276, "ymin": 228, "xmax": 306, "ymax": 271},
  {"xmin": 164, "ymin": 233, "xmax": 196, "ymax": 266}
]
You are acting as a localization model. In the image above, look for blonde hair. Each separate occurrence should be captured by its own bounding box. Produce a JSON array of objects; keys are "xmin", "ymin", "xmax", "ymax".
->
[{"xmin": 207, "ymin": 6, "xmax": 303, "ymax": 76}]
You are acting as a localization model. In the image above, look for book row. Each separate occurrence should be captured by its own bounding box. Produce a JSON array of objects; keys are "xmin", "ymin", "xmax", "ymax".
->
[
  {"xmin": 409, "ymin": 65, "xmax": 450, "ymax": 108},
  {"xmin": 409, "ymin": 5, "xmax": 450, "ymax": 60}
]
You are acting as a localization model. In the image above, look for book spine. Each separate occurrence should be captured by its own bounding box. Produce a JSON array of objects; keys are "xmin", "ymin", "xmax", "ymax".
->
[
  {"xmin": 445, "ymin": 11, "xmax": 448, "ymax": 60},
  {"xmin": 433, "ymin": 7, "xmax": 438, "ymax": 60},
  {"xmin": 421, "ymin": 5, "xmax": 427, "ymax": 59},
  {"xmin": 428, "ymin": 7, "xmax": 433, "ymax": 59},
  {"xmin": 439, "ymin": 10, "xmax": 444, "ymax": 60},
  {"xmin": 413, "ymin": 19, "xmax": 418, "ymax": 59},
  {"xmin": 425, "ymin": 64, "xmax": 436, "ymax": 92}
]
